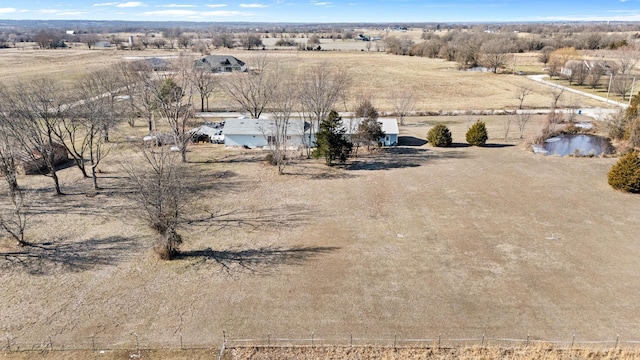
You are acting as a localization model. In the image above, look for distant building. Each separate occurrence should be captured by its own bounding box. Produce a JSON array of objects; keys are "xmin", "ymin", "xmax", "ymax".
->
[
  {"xmin": 194, "ymin": 55, "xmax": 246, "ymax": 73},
  {"xmin": 561, "ymin": 59, "xmax": 619, "ymax": 77},
  {"xmin": 93, "ymin": 41, "xmax": 111, "ymax": 49}
]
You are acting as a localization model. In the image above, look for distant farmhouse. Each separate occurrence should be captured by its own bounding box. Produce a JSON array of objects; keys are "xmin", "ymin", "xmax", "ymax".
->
[
  {"xmin": 222, "ymin": 117, "xmax": 399, "ymax": 148},
  {"xmin": 93, "ymin": 41, "xmax": 111, "ymax": 49},
  {"xmin": 194, "ymin": 55, "xmax": 247, "ymax": 73},
  {"xmin": 143, "ymin": 57, "xmax": 169, "ymax": 71},
  {"xmin": 560, "ymin": 59, "xmax": 619, "ymax": 78}
]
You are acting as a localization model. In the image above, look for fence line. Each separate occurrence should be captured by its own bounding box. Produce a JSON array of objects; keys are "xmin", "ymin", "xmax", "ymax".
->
[{"xmin": 2, "ymin": 332, "xmax": 639, "ymax": 353}]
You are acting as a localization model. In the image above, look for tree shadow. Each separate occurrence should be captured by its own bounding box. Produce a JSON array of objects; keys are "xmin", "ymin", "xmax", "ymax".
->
[
  {"xmin": 187, "ymin": 204, "xmax": 314, "ymax": 232},
  {"xmin": 449, "ymin": 142, "xmax": 471, "ymax": 148},
  {"xmin": 0, "ymin": 236, "xmax": 140, "ymax": 275},
  {"xmin": 346, "ymin": 147, "xmax": 431, "ymax": 171},
  {"xmin": 216, "ymin": 153, "xmax": 268, "ymax": 164},
  {"xmin": 398, "ymin": 136, "xmax": 427, "ymax": 146},
  {"xmin": 284, "ymin": 164, "xmax": 358, "ymax": 180},
  {"xmin": 482, "ymin": 143, "xmax": 517, "ymax": 148},
  {"xmin": 177, "ymin": 245, "xmax": 340, "ymax": 275}
]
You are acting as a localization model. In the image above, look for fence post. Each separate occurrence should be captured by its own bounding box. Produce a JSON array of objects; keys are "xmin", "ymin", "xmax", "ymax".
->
[
  {"xmin": 180, "ymin": 335, "xmax": 183, "ymax": 350},
  {"xmin": 135, "ymin": 333, "xmax": 139, "ymax": 352},
  {"xmin": 394, "ymin": 333, "xmax": 397, "ymax": 348},
  {"xmin": 481, "ymin": 333, "xmax": 485, "ymax": 347},
  {"xmin": 217, "ymin": 330, "xmax": 226, "ymax": 360},
  {"xmin": 91, "ymin": 335, "xmax": 96, "ymax": 352},
  {"xmin": 268, "ymin": 333, "xmax": 270, "ymax": 347},
  {"xmin": 526, "ymin": 333, "xmax": 529, "ymax": 347},
  {"xmin": 49, "ymin": 335, "xmax": 53, "ymax": 351},
  {"xmin": 311, "ymin": 332, "xmax": 314, "ymax": 347},
  {"xmin": 616, "ymin": 334, "xmax": 619, "ymax": 349},
  {"xmin": 350, "ymin": 333, "xmax": 353, "ymax": 347},
  {"xmin": 571, "ymin": 334, "xmax": 575, "ymax": 348},
  {"xmin": 438, "ymin": 334, "xmax": 441, "ymax": 349},
  {"xmin": 6, "ymin": 336, "xmax": 10, "ymax": 352}
]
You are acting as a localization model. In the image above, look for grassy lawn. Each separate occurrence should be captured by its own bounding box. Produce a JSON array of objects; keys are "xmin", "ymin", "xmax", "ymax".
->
[{"xmin": 1, "ymin": 115, "xmax": 639, "ymax": 350}]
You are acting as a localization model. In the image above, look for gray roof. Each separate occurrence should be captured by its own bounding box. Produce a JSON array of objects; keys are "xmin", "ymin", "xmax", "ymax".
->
[
  {"xmin": 222, "ymin": 118, "xmax": 310, "ymax": 136},
  {"xmin": 196, "ymin": 55, "xmax": 245, "ymax": 69}
]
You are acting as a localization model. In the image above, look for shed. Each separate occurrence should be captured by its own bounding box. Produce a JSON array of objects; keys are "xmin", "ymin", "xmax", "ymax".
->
[{"xmin": 16, "ymin": 143, "xmax": 69, "ymax": 175}]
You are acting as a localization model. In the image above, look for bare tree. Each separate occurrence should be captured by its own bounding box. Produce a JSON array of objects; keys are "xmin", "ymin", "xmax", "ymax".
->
[
  {"xmin": 263, "ymin": 69, "xmax": 297, "ymax": 174},
  {"xmin": 124, "ymin": 147, "xmax": 189, "ymax": 260},
  {"xmin": 90, "ymin": 67, "xmax": 127, "ymax": 142},
  {"xmin": 617, "ymin": 45, "xmax": 640, "ymax": 75},
  {"xmin": 239, "ymin": 33, "xmax": 263, "ymax": 50},
  {"xmin": 115, "ymin": 60, "xmax": 158, "ymax": 131},
  {"xmin": 298, "ymin": 63, "xmax": 351, "ymax": 157},
  {"xmin": 587, "ymin": 64, "xmax": 605, "ymax": 89},
  {"xmin": 391, "ymin": 87, "xmax": 416, "ymax": 125},
  {"xmin": 538, "ymin": 46, "xmax": 554, "ymax": 66},
  {"xmin": 502, "ymin": 115, "xmax": 512, "ymax": 142},
  {"xmin": 64, "ymin": 72, "xmax": 116, "ymax": 189},
  {"xmin": 189, "ymin": 65, "xmax": 219, "ymax": 112},
  {"xmin": 612, "ymin": 74, "xmax": 634, "ymax": 101},
  {"xmin": 0, "ymin": 91, "xmax": 29, "ymax": 244},
  {"xmin": 0, "ymin": 93, "xmax": 20, "ymax": 196},
  {"xmin": 514, "ymin": 85, "xmax": 532, "ymax": 109},
  {"xmin": 1, "ymin": 79, "xmax": 70, "ymax": 195},
  {"xmin": 144, "ymin": 57, "xmax": 196, "ymax": 163},
  {"xmin": 514, "ymin": 112, "xmax": 533, "ymax": 139},
  {"xmin": 480, "ymin": 38, "xmax": 512, "ymax": 73},
  {"xmin": 223, "ymin": 54, "xmax": 274, "ymax": 119}
]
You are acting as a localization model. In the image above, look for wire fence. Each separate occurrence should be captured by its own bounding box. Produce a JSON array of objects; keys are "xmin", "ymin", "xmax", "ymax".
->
[{"xmin": 3, "ymin": 332, "xmax": 640, "ymax": 353}]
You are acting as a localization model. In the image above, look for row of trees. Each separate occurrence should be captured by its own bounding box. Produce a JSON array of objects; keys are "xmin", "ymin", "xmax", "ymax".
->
[{"xmin": 426, "ymin": 120, "xmax": 489, "ymax": 147}]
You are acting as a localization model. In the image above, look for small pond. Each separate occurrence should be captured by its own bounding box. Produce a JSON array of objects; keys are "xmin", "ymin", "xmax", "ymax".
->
[{"xmin": 533, "ymin": 134, "xmax": 614, "ymax": 156}]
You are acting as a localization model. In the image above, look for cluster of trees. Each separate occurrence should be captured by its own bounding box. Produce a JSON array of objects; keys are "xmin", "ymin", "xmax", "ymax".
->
[
  {"xmin": 426, "ymin": 121, "xmax": 488, "ymax": 147},
  {"xmin": 0, "ymin": 57, "xmax": 205, "ymax": 259}
]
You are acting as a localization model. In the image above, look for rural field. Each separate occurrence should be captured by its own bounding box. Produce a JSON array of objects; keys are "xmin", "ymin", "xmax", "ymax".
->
[{"xmin": 1, "ymin": 43, "xmax": 639, "ymax": 359}]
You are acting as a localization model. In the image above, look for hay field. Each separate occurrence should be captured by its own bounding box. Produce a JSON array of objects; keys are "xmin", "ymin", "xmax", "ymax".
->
[
  {"xmin": 1, "ymin": 115, "xmax": 640, "ymax": 351},
  {"xmin": 0, "ymin": 47, "xmax": 613, "ymax": 112}
]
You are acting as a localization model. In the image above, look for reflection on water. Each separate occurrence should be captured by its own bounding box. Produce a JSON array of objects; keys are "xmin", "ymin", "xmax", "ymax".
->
[{"xmin": 535, "ymin": 135, "xmax": 613, "ymax": 156}]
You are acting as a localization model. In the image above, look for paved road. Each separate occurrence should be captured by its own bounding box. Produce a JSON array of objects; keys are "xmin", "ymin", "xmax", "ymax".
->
[{"xmin": 528, "ymin": 74, "xmax": 628, "ymax": 109}]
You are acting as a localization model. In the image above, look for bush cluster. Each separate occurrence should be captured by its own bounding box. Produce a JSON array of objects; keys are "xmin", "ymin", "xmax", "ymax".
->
[
  {"xmin": 466, "ymin": 120, "xmax": 488, "ymax": 146},
  {"xmin": 608, "ymin": 151, "xmax": 640, "ymax": 193},
  {"xmin": 427, "ymin": 124, "xmax": 452, "ymax": 147}
]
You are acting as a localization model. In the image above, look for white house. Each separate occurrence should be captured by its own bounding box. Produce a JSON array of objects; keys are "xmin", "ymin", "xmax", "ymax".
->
[
  {"xmin": 222, "ymin": 118, "xmax": 311, "ymax": 148},
  {"xmin": 222, "ymin": 117, "xmax": 399, "ymax": 148},
  {"xmin": 344, "ymin": 118, "xmax": 399, "ymax": 146}
]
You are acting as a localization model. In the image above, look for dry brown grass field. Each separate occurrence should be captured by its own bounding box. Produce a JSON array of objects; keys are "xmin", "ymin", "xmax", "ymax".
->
[
  {"xmin": 1, "ymin": 113, "xmax": 640, "ymax": 355},
  {"xmin": 0, "ymin": 46, "xmax": 614, "ymax": 112},
  {"xmin": 1, "ymin": 45, "xmax": 637, "ymax": 359}
]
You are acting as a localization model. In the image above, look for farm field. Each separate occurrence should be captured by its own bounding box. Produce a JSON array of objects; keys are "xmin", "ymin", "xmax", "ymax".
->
[
  {"xmin": 1, "ymin": 37, "xmax": 639, "ymax": 360},
  {"xmin": 0, "ymin": 47, "xmax": 615, "ymax": 112},
  {"xmin": 1, "ymin": 113, "xmax": 639, "ymax": 353}
]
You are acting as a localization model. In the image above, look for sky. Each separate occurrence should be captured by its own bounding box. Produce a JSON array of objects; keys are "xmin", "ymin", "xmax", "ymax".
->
[{"xmin": 1, "ymin": 0, "xmax": 640, "ymax": 23}]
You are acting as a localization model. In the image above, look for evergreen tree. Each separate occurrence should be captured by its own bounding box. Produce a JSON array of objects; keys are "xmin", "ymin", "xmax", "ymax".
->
[
  {"xmin": 466, "ymin": 120, "xmax": 488, "ymax": 146},
  {"xmin": 608, "ymin": 151, "xmax": 640, "ymax": 193},
  {"xmin": 313, "ymin": 110, "xmax": 353, "ymax": 165},
  {"xmin": 358, "ymin": 118, "xmax": 385, "ymax": 150},
  {"xmin": 427, "ymin": 123, "xmax": 453, "ymax": 147}
]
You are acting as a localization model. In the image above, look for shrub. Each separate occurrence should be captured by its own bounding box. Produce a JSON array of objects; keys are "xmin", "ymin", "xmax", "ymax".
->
[
  {"xmin": 466, "ymin": 120, "xmax": 488, "ymax": 146},
  {"xmin": 608, "ymin": 151, "xmax": 640, "ymax": 193},
  {"xmin": 427, "ymin": 123, "xmax": 452, "ymax": 147}
]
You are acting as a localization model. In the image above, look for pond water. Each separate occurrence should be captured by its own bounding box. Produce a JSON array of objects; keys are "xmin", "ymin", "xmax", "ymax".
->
[{"xmin": 533, "ymin": 134, "xmax": 614, "ymax": 156}]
